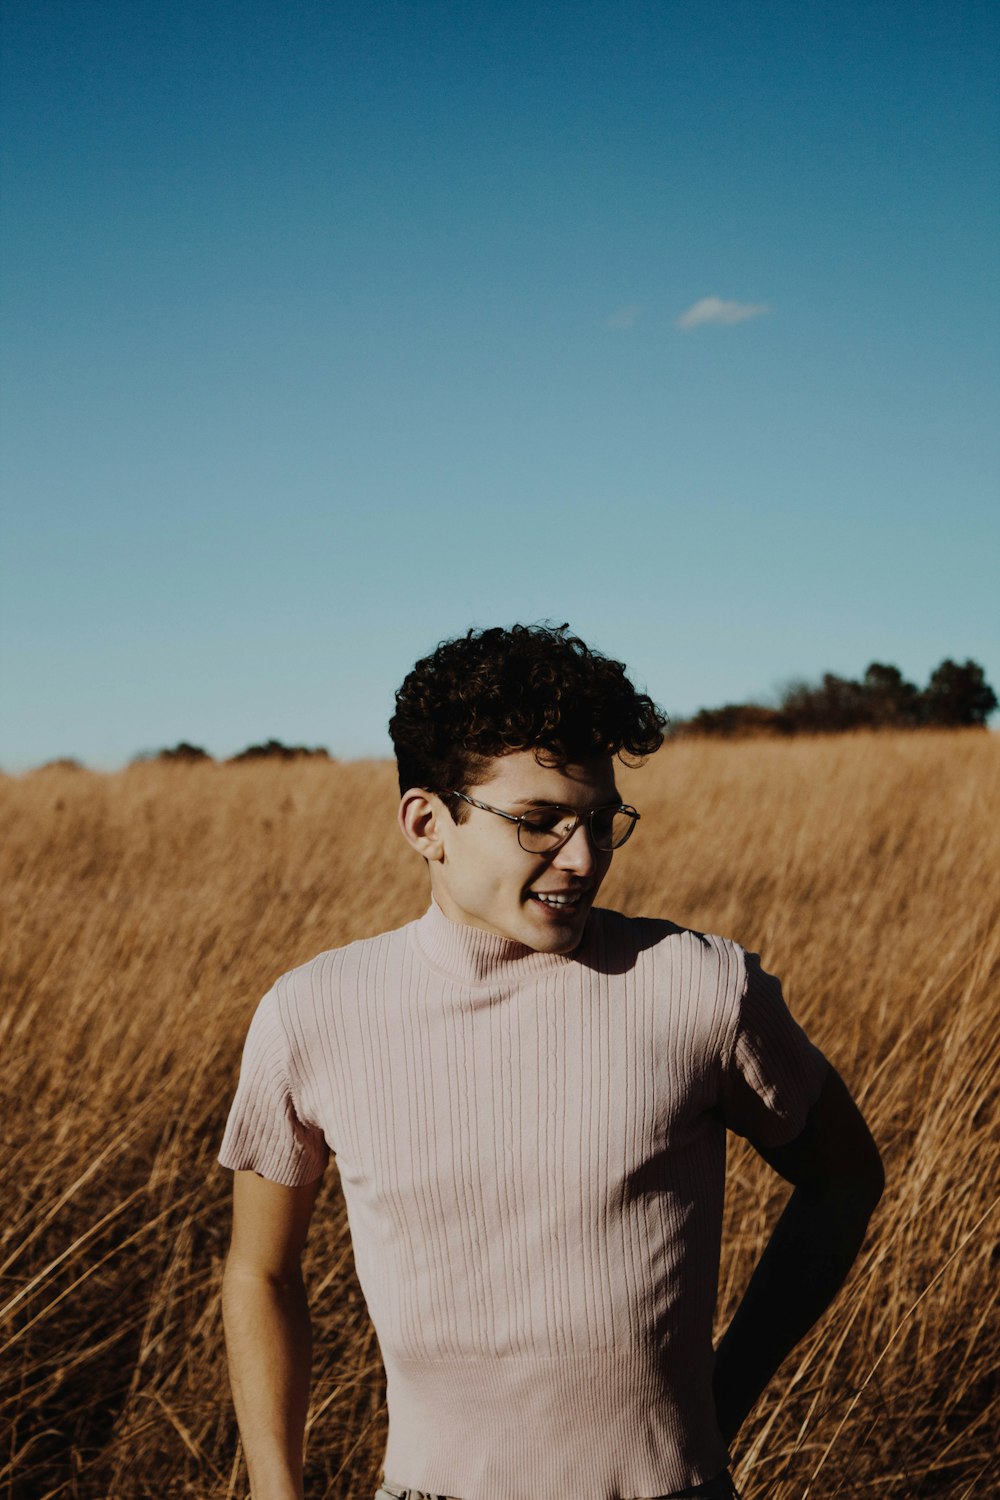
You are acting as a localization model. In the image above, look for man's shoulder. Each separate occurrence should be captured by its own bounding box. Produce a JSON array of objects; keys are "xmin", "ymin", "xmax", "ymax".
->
[
  {"xmin": 588, "ymin": 904, "xmax": 746, "ymax": 971},
  {"xmin": 586, "ymin": 909, "xmax": 752, "ymax": 1060}
]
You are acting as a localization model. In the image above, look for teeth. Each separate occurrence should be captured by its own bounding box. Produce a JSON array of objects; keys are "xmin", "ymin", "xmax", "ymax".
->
[{"xmin": 534, "ymin": 892, "xmax": 581, "ymax": 906}]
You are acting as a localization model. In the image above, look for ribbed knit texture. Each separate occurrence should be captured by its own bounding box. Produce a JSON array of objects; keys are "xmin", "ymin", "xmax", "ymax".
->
[{"xmin": 219, "ymin": 902, "xmax": 828, "ymax": 1500}]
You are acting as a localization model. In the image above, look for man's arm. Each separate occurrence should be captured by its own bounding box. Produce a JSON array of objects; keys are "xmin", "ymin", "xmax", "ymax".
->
[
  {"xmin": 222, "ymin": 1169, "xmax": 324, "ymax": 1500},
  {"xmin": 712, "ymin": 1065, "xmax": 884, "ymax": 1445}
]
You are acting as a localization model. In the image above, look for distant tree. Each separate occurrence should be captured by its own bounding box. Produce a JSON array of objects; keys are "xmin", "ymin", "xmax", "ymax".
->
[
  {"xmin": 158, "ymin": 742, "xmax": 213, "ymax": 762},
  {"xmin": 228, "ymin": 739, "xmax": 332, "ymax": 762},
  {"xmin": 779, "ymin": 673, "xmax": 870, "ymax": 733},
  {"xmin": 860, "ymin": 663, "xmax": 922, "ymax": 727},
  {"xmin": 680, "ymin": 704, "xmax": 792, "ymax": 738},
  {"xmin": 920, "ymin": 659, "xmax": 998, "ymax": 727}
]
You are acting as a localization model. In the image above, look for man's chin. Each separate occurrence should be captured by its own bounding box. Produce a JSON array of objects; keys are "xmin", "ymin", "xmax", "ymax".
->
[
  {"xmin": 521, "ymin": 901, "xmax": 590, "ymax": 952},
  {"xmin": 548, "ymin": 933, "xmax": 584, "ymax": 955}
]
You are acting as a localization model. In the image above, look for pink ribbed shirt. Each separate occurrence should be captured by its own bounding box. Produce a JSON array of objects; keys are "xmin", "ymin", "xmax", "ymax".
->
[{"xmin": 219, "ymin": 902, "xmax": 827, "ymax": 1500}]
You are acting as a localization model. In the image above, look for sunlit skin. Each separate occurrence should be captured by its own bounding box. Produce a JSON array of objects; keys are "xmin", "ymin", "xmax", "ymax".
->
[{"xmin": 397, "ymin": 750, "xmax": 621, "ymax": 953}]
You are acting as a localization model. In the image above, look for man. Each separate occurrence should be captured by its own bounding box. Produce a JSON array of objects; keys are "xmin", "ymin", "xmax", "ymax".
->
[{"xmin": 219, "ymin": 624, "xmax": 883, "ymax": 1500}]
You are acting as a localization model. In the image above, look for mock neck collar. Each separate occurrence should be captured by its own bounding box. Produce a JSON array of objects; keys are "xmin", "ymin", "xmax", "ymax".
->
[{"xmin": 410, "ymin": 899, "xmax": 578, "ymax": 986}]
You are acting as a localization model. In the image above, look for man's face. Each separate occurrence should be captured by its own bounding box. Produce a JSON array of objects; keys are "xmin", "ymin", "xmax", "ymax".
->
[{"xmin": 426, "ymin": 750, "xmax": 620, "ymax": 954}]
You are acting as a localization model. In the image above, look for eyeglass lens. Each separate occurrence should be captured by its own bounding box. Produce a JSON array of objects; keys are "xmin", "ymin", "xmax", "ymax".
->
[{"xmin": 517, "ymin": 807, "xmax": 636, "ymax": 852}]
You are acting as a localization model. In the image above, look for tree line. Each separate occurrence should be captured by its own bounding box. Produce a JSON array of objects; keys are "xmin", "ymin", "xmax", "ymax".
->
[
  {"xmin": 675, "ymin": 659, "xmax": 997, "ymax": 738},
  {"xmin": 137, "ymin": 738, "xmax": 333, "ymax": 764},
  {"xmin": 26, "ymin": 658, "xmax": 997, "ymax": 771}
]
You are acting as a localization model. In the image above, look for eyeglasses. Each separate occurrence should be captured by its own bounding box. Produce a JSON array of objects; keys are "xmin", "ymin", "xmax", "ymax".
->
[{"xmin": 445, "ymin": 791, "xmax": 640, "ymax": 853}]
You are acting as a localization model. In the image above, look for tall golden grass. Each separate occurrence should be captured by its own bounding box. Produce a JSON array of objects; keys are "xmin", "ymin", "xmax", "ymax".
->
[{"xmin": 1, "ymin": 733, "xmax": 997, "ymax": 1499}]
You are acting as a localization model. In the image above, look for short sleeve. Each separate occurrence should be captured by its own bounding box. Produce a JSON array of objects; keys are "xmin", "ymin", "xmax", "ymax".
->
[
  {"xmin": 218, "ymin": 984, "xmax": 329, "ymax": 1186},
  {"xmin": 718, "ymin": 950, "xmax": 829, "ymax": 1149}
]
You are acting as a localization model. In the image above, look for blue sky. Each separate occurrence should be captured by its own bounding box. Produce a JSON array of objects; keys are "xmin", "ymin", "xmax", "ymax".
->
[{"xmin": 2, "ymin": 0, "xmax": 998, "ymax": 769}]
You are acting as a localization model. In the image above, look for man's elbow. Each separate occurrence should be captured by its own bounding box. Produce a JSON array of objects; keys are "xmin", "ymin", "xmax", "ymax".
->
[
  {"xmin": 858, "ymin": 1142, "xmax": 885, "ymax": 1216},
  {"xmin": 844, "ymin": 1106, "xmax": 886, "ymax": 1216},
  {"xmin": 822, "ymin": 1139, "xmax": 885, "ymax": 1224},
  {"xmin": 807, "ymin": 1067, "xmax": 886, "ymax": 1218}
]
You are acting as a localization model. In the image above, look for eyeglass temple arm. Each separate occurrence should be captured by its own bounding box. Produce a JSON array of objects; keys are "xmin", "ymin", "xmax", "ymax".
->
[{"xmin": 449, "ymin": 791, "xmax": 522, "ymax": 825}]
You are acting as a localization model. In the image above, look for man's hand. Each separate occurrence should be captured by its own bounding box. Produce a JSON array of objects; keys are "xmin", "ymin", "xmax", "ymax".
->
[
  {"xmin": 222, "ymin": 1170, "xmax": 324, "ymax": 1500},
  {"xmin": 712, "ymin": 1065, "xmax": 884, "ymax": 1445}
]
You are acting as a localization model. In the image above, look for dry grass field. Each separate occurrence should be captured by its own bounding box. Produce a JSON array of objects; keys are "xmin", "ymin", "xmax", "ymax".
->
[{"xmin": 1, "ymin": 732, "xmax": 998, "ymax": 1499}]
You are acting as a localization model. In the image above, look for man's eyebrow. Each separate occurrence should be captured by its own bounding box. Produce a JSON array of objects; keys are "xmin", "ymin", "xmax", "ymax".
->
[{"xmin": 506, "ymin": 795, "xmax": 622, "ymax": 810}]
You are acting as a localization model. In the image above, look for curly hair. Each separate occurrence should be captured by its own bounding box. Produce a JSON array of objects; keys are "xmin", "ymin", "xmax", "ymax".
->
[{"xmin": 389, "ymin": 623, "xmax": 667, "ymax": 803}]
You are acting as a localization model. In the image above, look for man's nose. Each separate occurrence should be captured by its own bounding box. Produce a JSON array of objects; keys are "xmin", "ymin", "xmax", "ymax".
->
[{"xmin": 552, "ymin": 820, "xmax": 599, "ymax": 875}]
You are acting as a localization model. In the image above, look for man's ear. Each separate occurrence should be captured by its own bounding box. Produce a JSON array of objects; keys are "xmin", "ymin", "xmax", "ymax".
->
[{"xmin": 398, "ymin": 788, "xmax": 448, "ymax": 862}]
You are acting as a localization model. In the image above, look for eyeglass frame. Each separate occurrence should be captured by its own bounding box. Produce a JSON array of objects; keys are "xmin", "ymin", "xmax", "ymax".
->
[{"xmin": 442, "ymin": 790, "xmax": 640, "ymax": 853}]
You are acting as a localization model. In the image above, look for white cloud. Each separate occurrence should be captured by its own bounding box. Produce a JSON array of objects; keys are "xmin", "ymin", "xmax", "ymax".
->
[
  {"xmin": 605, "ymin": 303, "xmax": 641, "ymax": 330},
  {"xmin": 676, "ymin": 295, "xmax": 771, "ymax": 330}
]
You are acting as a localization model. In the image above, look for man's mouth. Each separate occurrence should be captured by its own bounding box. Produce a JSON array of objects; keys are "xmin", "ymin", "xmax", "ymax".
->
[{"xmin": 529, "ymin": 890, "xmax": 586, "ymax": 910}]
